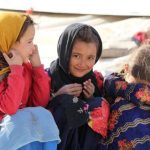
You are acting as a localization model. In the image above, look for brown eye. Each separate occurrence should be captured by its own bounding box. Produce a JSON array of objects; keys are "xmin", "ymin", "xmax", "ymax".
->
[
  {"xmin": 88, "ymin": 56, "xmax": 95, "ymax": 60},
  {"xmin": 73, "ymin": 54, "xmax": 80, "ymax": 59}
]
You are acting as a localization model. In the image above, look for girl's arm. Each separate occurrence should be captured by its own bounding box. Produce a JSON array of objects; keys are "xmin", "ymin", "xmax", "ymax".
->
[
  {"xmin": 27, "ymin": 64, "xmax": 50, "ymax": 107},
  {"xmin": 104, "ymin": 73, "xmax": 127, "ymax": 99},
  {"xmin": 104, "ymin": 73, "xmax": 150, "ymax": 105},
  {"xmin": 0, "ymin": 65, "xmax": 24, "ymax": 115}
]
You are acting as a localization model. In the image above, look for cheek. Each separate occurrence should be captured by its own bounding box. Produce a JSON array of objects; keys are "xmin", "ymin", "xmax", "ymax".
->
[
  {"xmin": 23, "ymin": 44, "xmax": 35, "ymax": 56},
  {"xmin": 87, "ymin": 61, "xmax": 95, "ymax": 69},
  {"xmin": 88, "ymin": 64, "xmax": 94, "ymax": 70},
  {"xmin": 28, "ymin": 44, "xmax": 35, "ymax": 53},
  {"xmin": 12, "ymin": 42, "xmax": 26, "ymax": 54},
  {"xmin": 69, "ymin": 58, "xmax": 75, "ymax": 67},
  {"xmin": 12, "ymin": 45, "xmax": 23, "ymax": 57},
  {"xmin": 15, "ymin": 46, "xmax": 30, "ymax": 58}
]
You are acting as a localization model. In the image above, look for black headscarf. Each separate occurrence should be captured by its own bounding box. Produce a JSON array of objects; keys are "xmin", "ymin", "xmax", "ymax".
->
[{"xmin": 47, "ymin": 23, "xmax": 103, "ymax": 97}]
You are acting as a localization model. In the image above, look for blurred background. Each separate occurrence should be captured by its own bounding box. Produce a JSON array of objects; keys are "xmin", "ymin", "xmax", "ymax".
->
[{"xmin": 1, "ymin": 0, "xmax": 150, "ymax": 75}]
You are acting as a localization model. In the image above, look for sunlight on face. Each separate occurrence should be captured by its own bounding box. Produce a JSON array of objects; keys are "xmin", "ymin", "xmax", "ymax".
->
[
  {"xmin": 69, "ymin": 40, "xmax": 97, "ymax": 77},
  {"xmin": 11, "ymin": 25, "xmax": 35, "ymax": 63}
]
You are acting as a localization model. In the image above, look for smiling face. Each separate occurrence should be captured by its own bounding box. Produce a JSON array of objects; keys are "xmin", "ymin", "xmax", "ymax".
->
[
  {"xmin": 11, "ymin": 25, "xmax": 35, "ymax": 63},
  {"xmin": 69, "ymin": 40, "xmax": 97, "ymax": 77}
]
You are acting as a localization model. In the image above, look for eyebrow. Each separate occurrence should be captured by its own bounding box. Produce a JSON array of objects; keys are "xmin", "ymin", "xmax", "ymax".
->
[
  {"xmin": 72, "ymin": 52, "xmax": 80, "ymax": 54},
  {"xmin": 72, "ymin": 52, "xmax": 96, "ymax": 57}
]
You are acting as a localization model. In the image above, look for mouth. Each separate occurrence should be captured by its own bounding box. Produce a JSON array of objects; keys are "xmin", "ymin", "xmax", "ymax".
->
[
  {"xmin": 74, "ymin": 68, "xmax": 89, "ymax": 75},
  {"xmin": 75, "ymin": 67, "xmax": 87, "ymax": 72}
]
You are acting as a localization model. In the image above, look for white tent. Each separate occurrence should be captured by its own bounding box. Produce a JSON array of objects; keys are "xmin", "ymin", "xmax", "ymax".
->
[{"xmin": 0, "ymin": 0, "xmax": 150, "ymax": 16}]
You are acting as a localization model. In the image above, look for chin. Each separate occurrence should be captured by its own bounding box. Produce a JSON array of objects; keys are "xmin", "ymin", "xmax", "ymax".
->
[
  {"xmin": 71, "ymin": 69, "xmax": 88, "ymax": 77},
  {"xmin": 73, "ymin": 73, "xmax": 86, "ymax": 78}
]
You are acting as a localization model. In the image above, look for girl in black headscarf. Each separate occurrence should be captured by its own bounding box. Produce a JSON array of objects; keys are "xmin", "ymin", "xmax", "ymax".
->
[{"xmin": 46, "ymin": 23, "xmax": 109, "ymax": 150}]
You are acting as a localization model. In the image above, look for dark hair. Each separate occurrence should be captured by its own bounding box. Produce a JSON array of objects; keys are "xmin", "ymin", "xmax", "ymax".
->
[
  {"xmin": 16, "ymin": 15, "xmax": 34, "ymax": 41},
  {"xmin": 74, "ymin": 26, "xmax": 100, "ymax": 50},
  {"xmin": 130, "ymin": 45, "xmax": 150, "ymax": 82}
]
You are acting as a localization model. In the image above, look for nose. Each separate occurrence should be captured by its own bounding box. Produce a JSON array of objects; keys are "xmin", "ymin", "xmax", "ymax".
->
[{"xmin": 78, "ymin": 58, "xmax": 86, "ymax": 68}]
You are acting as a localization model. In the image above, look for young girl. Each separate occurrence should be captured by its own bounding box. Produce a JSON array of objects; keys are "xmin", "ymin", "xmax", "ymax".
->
[
  {"xmin": 100, "ymin": 45, "xmax": 150, "ymax": 149},
  {"xmin": 46, "ymin": 23, "xmax": 109, "ymax": 150},
  {"xmin": 0, "ymin": 11, "xmax": 60, "ymax": 150}
]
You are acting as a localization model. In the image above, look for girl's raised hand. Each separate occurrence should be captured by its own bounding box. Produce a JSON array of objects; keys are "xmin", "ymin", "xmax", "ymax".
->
[
  {"xmin": 29, "ymin": 44, "xmax": 41, "ymax": 67},
  {"xmin": 83, "ymin": 79, "xmax": 95, "ymax": 99},
  {"xmin": 55, "ymin": 83, "xmax": 82, "ymax": 97},
  {"xmin": 3, "ymin": 50, "xmax": 23, "ymax": 66}
]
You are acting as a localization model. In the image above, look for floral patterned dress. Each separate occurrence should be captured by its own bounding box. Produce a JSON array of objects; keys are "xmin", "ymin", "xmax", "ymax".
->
[
  {"xmin": 99, "ymin": 73, "xmax": 150, "ymax": 150},
  {"xmin": 47, "ymin": 71, "xmax": 109, "ymax": 150}
]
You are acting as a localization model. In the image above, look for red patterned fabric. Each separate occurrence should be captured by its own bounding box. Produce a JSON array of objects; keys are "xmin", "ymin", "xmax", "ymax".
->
[
  {"xmin": 94, "ymin": 71, "xmax": 103, "ymax": 90},
  {"xmin": 88, "ymin": 99, "xmax": 109, "ymax": 137}
]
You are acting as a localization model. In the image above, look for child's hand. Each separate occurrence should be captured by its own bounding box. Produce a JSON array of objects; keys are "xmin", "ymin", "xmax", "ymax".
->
[
  {"xmin": 29, "ymin": 45, "xmax": 41, "ymax": 67},
  {"xmin": 55, "ymin": 83, "xmax": 82, "ymax": 97},
  {"xmin": 3, "ymin": 50, "xmax": 23, "ymax": 65},
  {"xmin": 83, "ymin": 79, "xmax": 95, "ymax": 98}
]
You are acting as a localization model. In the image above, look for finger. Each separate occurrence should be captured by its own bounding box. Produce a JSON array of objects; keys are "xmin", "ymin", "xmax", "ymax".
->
[
  {"xmin": 7, "ymin": 52, "xmax": 13, "ymax": 58},
  {"xmin": 67, "ymin": 86, "xmax": 82, "ymax": 95},
  {"xmin": 68, "ymin": 83, "xmax": 82, "ymax": 90},
  {"xmin": 83, "ymin": 79, "xmax": 92, "ymax": 86},
  {"xmin": 73, "ymin": 86, "xmax": 82, "ymax": 92},
  {"xmin": 3, "ymin": 53, "xmax": 10, "ymax": 63},
  {"xmin": 62, "ymin": 85, "xmax": 76, "ymax": 95},
  {"xmin": 83, "ymin": 83, "xmax": 93, "ymax": 92},
  {"xmin": 73, "ymin": 83, "xmax": 82, "ymax": 87},
  {"xmin": 83, "ymin": 86, "xmax": 91, "ymax": 95},
  {"xmin": 74, "ymin": 91, "xmax": 82, "ymax": 97},
  {"xmin": 71, "ymin": 90, "xmax": 82, "ymax": 97},
  {"xmin": 83, "ymin": 89, "xmax": 90, "ymax": 98},
  {"xmin": 67, "ymin": 85, "xmax": 82, "ymax": 96},
  {"xmin": 34, "ymin": 44, "xmax": 38, "ymax": 48},
  {"xmin": 83, "ymin": 83, "xmax": 94, "ymax": 98},
  {"xmin": 72, "ymin": 88, "xmax": 82, "ymax": 94},
  {"xmin": 34, "ymin": 44, "xmax": 38, "ymax": 51},
  {"xmin": 62, "ymin": 84, "xmax": 82, "ymax": 95},
  {"xmin": 87, "ymin": 79, "xmax": 91, "ymax": 83},
  {"xmin": 9, "ymin": 49, "xmax": 20, "ymax": 57}
]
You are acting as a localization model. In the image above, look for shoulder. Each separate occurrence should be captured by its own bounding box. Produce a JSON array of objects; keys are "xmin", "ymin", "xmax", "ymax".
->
[
  {"xmin": 94, "ymin": 70, "xmax": 103, "ymax": 80},
  {"xmin": 45, "ymin": 59, "xmax": 58, "ymax": 77},
  {"xmin": 94, "ymin": 70, "xmax": 104, "ymax": 89},
  {"xmin": 125, "ymin": 83, "xmax": 150, "ymax": 106},
  {"xmin": 104, "ymin": 73, "xmax": 126, "ymax": 87}
]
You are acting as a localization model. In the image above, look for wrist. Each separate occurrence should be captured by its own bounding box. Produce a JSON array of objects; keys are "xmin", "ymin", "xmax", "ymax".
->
[
  {"xmin": 31, "ymin": 61, "xmax": 41, "ymax": 67},
  {"xmin": 32, "ymin": 63, "xmax": 41, "ymax": 67}
]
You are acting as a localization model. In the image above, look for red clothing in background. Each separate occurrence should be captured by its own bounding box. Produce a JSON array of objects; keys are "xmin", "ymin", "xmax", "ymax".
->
[{"xmin": 0, "ymin": 63, "xmax": 50, "ymax": 121}]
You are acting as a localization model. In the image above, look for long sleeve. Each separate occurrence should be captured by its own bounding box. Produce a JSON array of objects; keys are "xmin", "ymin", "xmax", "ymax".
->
[
  {"xmin": 87, "ymin": 71, "xmax": 109, "ymax": 137},
  {"xmin": 104, "ymin": 73, "xmax": 150, "ymax": 106},
  {"xmin": 104, "ymin": 73, "xmax": 126, "ymax": 96},
  {"xmin": 0, "ymin": 65, "xmax": 24, "ymax": 115},
  {"xmin": 27, "ymin": 64, "xmax": 50, "ymax": 107}
]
